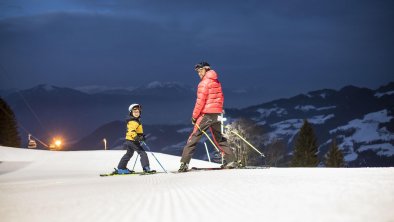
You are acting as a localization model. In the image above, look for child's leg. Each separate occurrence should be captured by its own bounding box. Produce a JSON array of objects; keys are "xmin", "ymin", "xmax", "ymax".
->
[
  {"xmin": 133, "ymin": 143, "xmax": 150, "ymax": 169},
  {"xmin": 117, "ymin": 141, "xmax": 135, "ymax": 169}
]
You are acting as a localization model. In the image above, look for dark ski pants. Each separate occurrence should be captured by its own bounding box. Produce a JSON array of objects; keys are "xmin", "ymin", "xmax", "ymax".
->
[
  {"xmin": 118, "ymin": 140, "xmax": 149, "ymax": 169},
  {"xmin": 180, "ymin": 113, "xmax": 235, "ymax": 164}
]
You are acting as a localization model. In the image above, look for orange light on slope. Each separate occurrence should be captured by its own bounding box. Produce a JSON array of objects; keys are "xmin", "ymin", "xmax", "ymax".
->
[
  {"xmin": 54, "ymin": 139, "xmax": 62, "ymax": 147},
  {"xmin": 49, "ymin": 137, "xmax": 64, "ymax": 150}
]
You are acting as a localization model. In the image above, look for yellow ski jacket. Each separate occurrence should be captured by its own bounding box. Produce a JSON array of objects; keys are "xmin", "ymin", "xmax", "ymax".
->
[{"xmin": 125, "ymin": 119, "xmax": 143, "ymax": 141}]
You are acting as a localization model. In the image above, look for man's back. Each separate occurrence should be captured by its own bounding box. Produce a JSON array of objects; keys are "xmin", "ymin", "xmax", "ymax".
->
[{"xmin": 193, "ymin": 69, "xmax": 224, "ymax": 118}]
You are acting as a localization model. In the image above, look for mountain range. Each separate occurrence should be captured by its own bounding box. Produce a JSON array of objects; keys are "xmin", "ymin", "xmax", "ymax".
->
[
  {"xmin": 1, "ymin": 82, "xmax": 265, "ymax": 144},
  {"xmin": 226, "ymin": 82, "xmax": 394, "ymax": 167},
  {"xmin": 74, "ymin": 82, "xmax": 394, "ymax": 167},
  {"xmin": 2, "ymin": 81, "xmax": 393, "ymax": 167}
]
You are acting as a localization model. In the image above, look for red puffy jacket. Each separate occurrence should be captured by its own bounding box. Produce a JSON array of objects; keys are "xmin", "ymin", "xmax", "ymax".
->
[{"xmin": 192, "ymin": 70, "xmax": 224, "ymax": 119}]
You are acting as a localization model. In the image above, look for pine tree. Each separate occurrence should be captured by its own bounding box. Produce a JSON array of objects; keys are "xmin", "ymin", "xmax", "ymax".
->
[
  {"xmin": 265, "ymin": 139, "xmax": 286, "ymax": 167},
  {"xmin": 0, "ymin": 97, "xmax": 21, "ymax": 147},
  {"xmin": 324, "ymin": 138, "xmax": 344, "ymax": 167},
  {"xmin": 291, "ymin": 119, "xmax": 319, "ymax": 167}
]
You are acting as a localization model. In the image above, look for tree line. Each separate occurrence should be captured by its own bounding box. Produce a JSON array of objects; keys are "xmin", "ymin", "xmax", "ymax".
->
[{"xmin": 0, "ymin": 97, "xmax": 21, "ymax": 147}]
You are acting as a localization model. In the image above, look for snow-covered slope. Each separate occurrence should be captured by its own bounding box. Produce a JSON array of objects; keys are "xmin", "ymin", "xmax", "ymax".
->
[
  {"xmin": 75, "ymin": 82, "xmax": 394, "ymax": 167},
  {"xmin": 330, "ymin": 109, "xmax": 394, "ymax": 161},
  {"xmin": 1, "ymin": 146, "xmax": 393, "ymax": 222},
  {"xmin": 227, "ymin": 83, "xmax": 394, "ymax": 167}
]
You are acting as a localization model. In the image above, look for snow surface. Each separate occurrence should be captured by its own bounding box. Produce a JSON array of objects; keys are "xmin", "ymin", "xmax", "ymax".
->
[
  {"xmin": 330, "ymin": 110, "xmax": 394, "ymax": 160},
  {"xmin": 358, "ymin": 143, "xmax": 394, "ymax": 157},
  {"xmin": 294, "ymin": 105, "xmax": 336, "ymax": 112},
  {"xmin": 256, "ymin": 107, "xmax": 287, "ymax": 118},
  {"xmin": 295, "ymin": 105, "xmax": 316, "ymax": 112},
  {"xmin": 1, "ymin": 146, "xmax": 394, "ymax": 222},
  {"xmin": 375, "ymin": 90, "xmax": 394, "ymax": 98},
  {"xmin": 309, "ymin": 114, "xmax": 335, "ymax": 124},
  {"xmin": 267, "ymin": 115, "xmax": 335, "ymax": 144},
  {"xmin": 268, "ymin": 119, "xmax": 303, "ymax": 144}
]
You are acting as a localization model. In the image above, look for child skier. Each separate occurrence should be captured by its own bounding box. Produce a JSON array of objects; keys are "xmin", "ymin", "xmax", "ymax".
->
[{"xmin": 115, "ymin": 103, "xmax": 155, "ymax": 174}]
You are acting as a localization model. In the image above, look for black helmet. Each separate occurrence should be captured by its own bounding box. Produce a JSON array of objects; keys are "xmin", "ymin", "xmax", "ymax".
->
[{"xmin": 194, "ymin": 61, "xmax": 210, "ymax": 70}]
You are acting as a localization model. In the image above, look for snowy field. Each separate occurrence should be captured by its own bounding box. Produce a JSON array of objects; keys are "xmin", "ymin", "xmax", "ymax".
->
[{"xmin": 0, "ymin": 146, "xmax": 393, "ymax": 222}]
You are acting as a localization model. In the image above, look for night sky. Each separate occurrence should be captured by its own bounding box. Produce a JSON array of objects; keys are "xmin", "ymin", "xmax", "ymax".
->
[{"xmin": 0, "ymin": 0, "xmax": 393, "ymax": 101}]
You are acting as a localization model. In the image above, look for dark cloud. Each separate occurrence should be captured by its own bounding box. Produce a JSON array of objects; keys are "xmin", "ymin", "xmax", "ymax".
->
[{"xmin": 0, "ymin": 0, "xmax": 393, "ymax": 101}]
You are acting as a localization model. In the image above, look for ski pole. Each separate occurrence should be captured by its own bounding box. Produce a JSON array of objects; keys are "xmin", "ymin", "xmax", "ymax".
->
[
  {"xmin": 194, "ymin": 123, "xmax": 221, "ymax": 153},
  {"xmin": 195, "ymin": 123, "xmax": 224, "ymax": 163},
  {"xmin": 132, "ymin": 154, "xmax": 139, "ymax": 171},
  {"xmin": 141, "ymin": 141, "xmax": 168, "ymax": 173},
  {"xmin": 204, "ymin": 142, "xmax": 211, "ymax": 162},
  {"xmin": 230, "ymin": 130, "xmax": 265, "ymax": 157}
]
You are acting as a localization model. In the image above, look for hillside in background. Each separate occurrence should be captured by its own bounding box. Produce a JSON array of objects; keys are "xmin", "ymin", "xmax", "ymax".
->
[
  {"xmin": 226, "ymin": 82, "xmax": 394, "ymax": 167},
  {"xmin": 74, "ymin": 82, "xmax": 394, "ymax": 167},
  {"xmin": 1, "ymin": 82, "xmax": 266, "ymax": 144},
  {"xmin": 2, "ymin": 81, "xmax": 393, "ymax": 167},
  {"xmin": 1, "ymin": 82, "xmax": 195, "ymax": 143}
]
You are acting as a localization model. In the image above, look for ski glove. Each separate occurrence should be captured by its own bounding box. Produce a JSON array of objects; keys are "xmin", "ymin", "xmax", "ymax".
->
[
  {"xmin": 136, "ymin": 134, "xmax": 146, "ymax": 142},
  {"xmin": 192, "ymin": 117, "xmax": 197, "ymax": 125}
]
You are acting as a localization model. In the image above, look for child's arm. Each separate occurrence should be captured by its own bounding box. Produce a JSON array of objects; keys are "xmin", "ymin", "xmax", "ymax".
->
[{"xmin": 127, "ymin": 120, "xmax": 140, "ymax": 140}]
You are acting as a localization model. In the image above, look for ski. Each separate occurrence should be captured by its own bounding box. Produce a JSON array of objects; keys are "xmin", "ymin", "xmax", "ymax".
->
[
  {"xmin": 171, "ymin": 166, "xmax": 269, "ymax": 173},
  {"xmin": 100, "ymin": 171, "xmax": 159, "ymax": 177},
  {"xmin": 191, "ymin": 167, "xmax": 223, "ymax": 171},
  {"xmin": 139, "ymin": 171, "xmax": 160, "ymax": 176},
  {"xmin": 100, "ymin": 173, "xmax": 138, "ymax": 177},
  {"xmin": 190, "ymin": 166, "xmax": 270, "ymax": 171}
]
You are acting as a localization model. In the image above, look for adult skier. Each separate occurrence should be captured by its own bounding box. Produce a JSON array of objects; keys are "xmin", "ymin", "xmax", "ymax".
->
[
  {"xmin": 116, "ymin": 104, "xmax": 155, "ymax": 174},
  {"xmin": 178, "ymin": 62, "xmax": 237, "ymax": 172}
]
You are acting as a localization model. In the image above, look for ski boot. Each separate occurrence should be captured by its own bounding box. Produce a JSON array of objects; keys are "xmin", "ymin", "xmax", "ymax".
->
[
  {"xmin": 115, "ymin": 168, "xmax": 134, "ymax": 174},
  {"xmin": 222, "ymin": 161, "xmax": 239, "ymax": 169},
  {"xmin": 178, "ymin": 162, "xmax": 189, "ymax": 172},
  {"xmin": 143, "ymin": 166, "xmax": 156, "ymax": 174}
]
